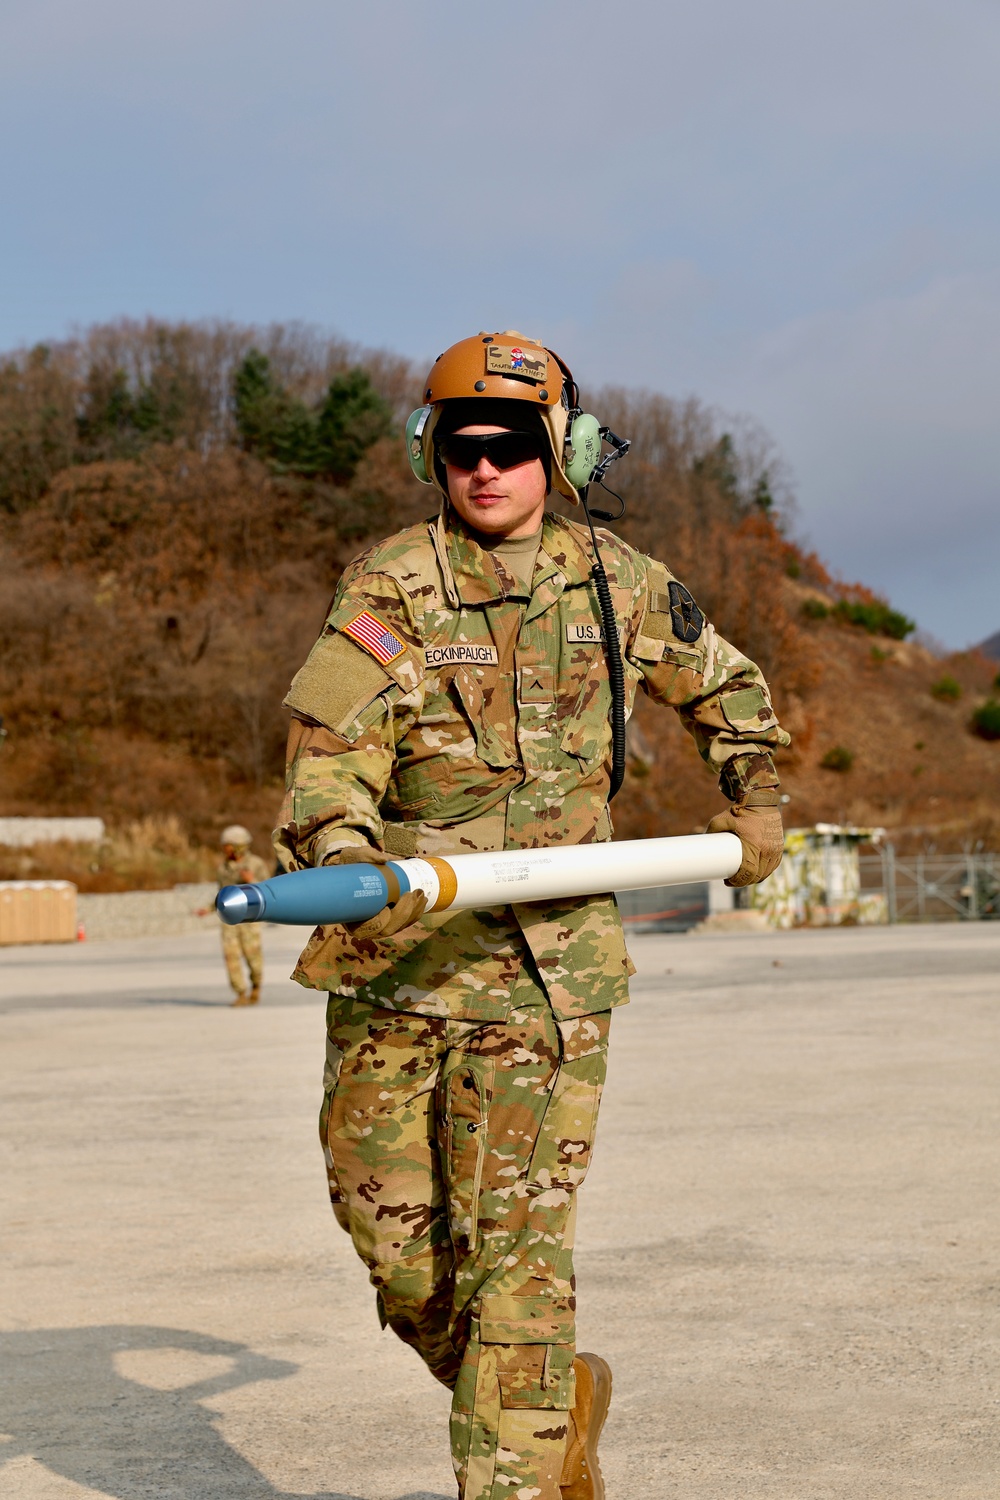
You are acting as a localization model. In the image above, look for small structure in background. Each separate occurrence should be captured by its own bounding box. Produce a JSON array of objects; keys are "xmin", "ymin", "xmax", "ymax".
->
[
  {"xmin": 616, "ymin": 877, "xmax": 743, "ymax": 934},
  {"xmin": 0, "ymin": 881, "xmax": 77, "ymax": 944},
  {"xmin": 748, "ymin": 825, "xmax": 887, "ymax": 928},
  {"xmin": 0, "ymin": 817, "xmax": 105, "ymax": 847},
  {"xmin": 751, "ymin": 829, "xmax": 999, "ymax": 926},
  {"xmin": 616, "ymin": 879, "xmax": 708, "ymax": 933}
]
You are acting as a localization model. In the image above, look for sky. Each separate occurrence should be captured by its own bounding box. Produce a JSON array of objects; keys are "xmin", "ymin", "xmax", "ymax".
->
[{"xmin": 2, "ymin": 0, "xmax": 998, "ymax": 648}]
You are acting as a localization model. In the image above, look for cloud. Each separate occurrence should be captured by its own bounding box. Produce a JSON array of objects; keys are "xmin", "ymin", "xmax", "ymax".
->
[
  {"xmin": 745, "ymin": 271, "xmax": 1000, "ymax": 639},
  {"xmin": 561, "ymin": 262, "xmax": 1000, "ymax": 645},
  {"xmin": 1, "ymin": 0, "xmax": 999, "ymax": 644}
]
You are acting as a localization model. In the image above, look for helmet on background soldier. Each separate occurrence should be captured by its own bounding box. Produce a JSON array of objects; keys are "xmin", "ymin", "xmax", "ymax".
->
[
  {"xmin": 405, "ymin": 331, "xmax": 603, "ymax": 506},
  {"xmin": 220, "ymin": 824, "xmax": 252, "ymax": 850}
]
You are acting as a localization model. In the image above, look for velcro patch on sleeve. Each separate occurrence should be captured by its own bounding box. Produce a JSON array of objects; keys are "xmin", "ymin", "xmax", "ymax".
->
[
  {"xmin": 341, "ymin": 610, "xmax": 406, "ymax": 665},
  {"xmin": 284, "ymin": 632, "xmax": 393, "ymax": 737},
  {"xmin": 425, "ymin": 643, "xmax": 499, "ymax": 667},
  {"xmin": 720, "ymin": 685, "xmax": 776, "ymax": 731}
]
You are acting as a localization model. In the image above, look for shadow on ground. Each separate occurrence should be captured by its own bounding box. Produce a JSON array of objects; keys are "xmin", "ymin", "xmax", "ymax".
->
[{"xmin": 0, "ymin": 1324, "xmax": 451, "ymax": 1500}]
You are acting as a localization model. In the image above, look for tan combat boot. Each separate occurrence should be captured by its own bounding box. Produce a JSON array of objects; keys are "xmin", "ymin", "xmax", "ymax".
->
[
  {"xmin": 560, "ymin": 1352, "xmax": 612, "ymax": 1499},
  {"xmin": 230, "ymin": 989, "xmax": 258, "ymax": 1007}
]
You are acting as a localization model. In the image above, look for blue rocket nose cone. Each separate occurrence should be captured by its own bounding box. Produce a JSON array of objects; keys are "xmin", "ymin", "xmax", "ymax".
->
[{"xmin": 217, "ymin": 885, "xmax": 264, "ymax": 924}]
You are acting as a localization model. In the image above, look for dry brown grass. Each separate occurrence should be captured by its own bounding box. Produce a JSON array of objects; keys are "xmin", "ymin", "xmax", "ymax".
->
[
  {"xmin": 0, "ymin": 816, "xmax": 225, "ymax": 892},
  {"xmin": 1, "ymin": 318, "xmax": 995, "ymax": 882}
]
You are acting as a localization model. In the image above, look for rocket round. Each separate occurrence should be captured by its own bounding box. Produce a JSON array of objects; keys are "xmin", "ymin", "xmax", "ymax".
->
[{"xmin": 216, "ymin": 833, "xmax": 743, "ymax": 927}]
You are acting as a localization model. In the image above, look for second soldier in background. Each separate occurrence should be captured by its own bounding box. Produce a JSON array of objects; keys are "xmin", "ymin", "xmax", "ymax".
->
[
  {"xmin": 213, "ymin": 825, "xmax": 269, "ymax": 1006},
  {"xmin": 275, "ymin": 331, "xmax": 789, "ymax": 1499}
]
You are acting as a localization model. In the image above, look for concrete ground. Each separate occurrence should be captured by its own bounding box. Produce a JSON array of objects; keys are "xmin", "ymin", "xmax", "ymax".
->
[{"xmin": 1, "ymin": 921, "xmax": 998, "ymax": 1499}]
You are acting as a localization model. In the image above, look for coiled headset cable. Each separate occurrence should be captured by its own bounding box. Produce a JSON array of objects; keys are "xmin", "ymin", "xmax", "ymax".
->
[{"xmin": 578, "ymin": 427, "xmax": 631, "ymax": 801}]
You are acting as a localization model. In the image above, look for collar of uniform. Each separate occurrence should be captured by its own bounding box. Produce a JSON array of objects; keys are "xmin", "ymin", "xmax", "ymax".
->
[
  {"xmin": 524, "ymin": 516, "xmax": 596, "ymax": 623},
  {"xmin": 442, "ymin": 510, "xmax": 520, "ymax": 605},
  {"xmin": 440, "ymin": 508, "xmax": 593, "ymax": 607},
  {"xmin": 538, "ymin": 512, "xmax": 592, "ymax": 588}
]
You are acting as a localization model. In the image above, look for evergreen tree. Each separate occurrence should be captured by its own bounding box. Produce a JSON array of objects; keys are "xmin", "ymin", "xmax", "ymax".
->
[
  {"xmin": 233, "ymin": 353, "xmax": 390, "ymax": 482},
  {"xmin": 315, "ymin": 368, "xmax": 391, "ymax": 482}
]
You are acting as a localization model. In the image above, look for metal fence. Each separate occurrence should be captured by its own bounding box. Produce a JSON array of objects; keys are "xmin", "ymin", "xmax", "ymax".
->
[{"xmin": 859, "ymin": 850, "xmax": 999, "ymax": 923}]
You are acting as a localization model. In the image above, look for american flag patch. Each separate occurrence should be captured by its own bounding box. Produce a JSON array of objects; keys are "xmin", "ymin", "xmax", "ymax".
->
[{"xmin": 341, "ymin": 610, "xmax": 407, "ymax": 665}]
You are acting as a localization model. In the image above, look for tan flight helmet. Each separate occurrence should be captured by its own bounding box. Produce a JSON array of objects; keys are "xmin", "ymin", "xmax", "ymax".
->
[
  {"xmin": 220, "ymin": 824, "xmax": 252, "ymax": 850},
  {"xmin": 405, "ymin": 331, "xmax": 603, "ymax": 504}
]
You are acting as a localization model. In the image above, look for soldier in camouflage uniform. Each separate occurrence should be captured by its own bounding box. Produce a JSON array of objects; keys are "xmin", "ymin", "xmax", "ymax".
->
[
  {"xmin": 210, "ymin": 825, "xmax": 269, "ymax": 1006},
  {"xmin": 274, "ymin": 332, "xmax": 788, "ymax": 1499}
]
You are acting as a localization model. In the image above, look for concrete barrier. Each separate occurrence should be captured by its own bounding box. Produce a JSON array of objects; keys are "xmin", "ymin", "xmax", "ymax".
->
[
  {"xmin": 77, "ymin": 884, "xmax": 218, "ymax": 942},
  {"xmin": 0, "ymin": 817, "xmax": 105, "ymax": 847}
]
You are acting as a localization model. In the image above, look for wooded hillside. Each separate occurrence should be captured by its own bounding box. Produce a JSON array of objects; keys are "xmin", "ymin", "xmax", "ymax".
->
[{"xmin": 1, "ymin": 318, "xmax": 997, "ymax": 888}]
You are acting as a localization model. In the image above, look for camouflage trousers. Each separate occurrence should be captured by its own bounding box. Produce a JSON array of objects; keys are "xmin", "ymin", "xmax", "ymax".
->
[
  {"xmin": 320, "ymin": 970, "xmax": 610, "ymax": 1500},
  {"xmin": 220, "ymin": 923, "xmax": 263, "ymax": 996}
]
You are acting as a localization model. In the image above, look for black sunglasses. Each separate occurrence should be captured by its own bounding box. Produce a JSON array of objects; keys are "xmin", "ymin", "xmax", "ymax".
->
[{"xmin": 436, "ymin": 430, "xmax": 546, "ymax": 472}]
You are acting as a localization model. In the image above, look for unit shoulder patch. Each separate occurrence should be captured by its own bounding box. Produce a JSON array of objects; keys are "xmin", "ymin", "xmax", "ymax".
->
[
  {"xmin": 425, "ymin": 643, "xmax": 499, "ymax": 668},
  {"xmin": 485, "ymin": 343, "xmax": 549, "ymax": 383},
  {"xmin": 644, "ymin": 578, "xmax": 705, "ymax": 645},
  {"xmin": 665, "ymin": 582, "xmax": 704, "ymax": 644},
  {"xmin": 341, "ymin": 609, "xmax": 407, "ymax": 665},
  {"xmin": 650, "ymin": 579, "xmax": 704, "ymax": 645}
]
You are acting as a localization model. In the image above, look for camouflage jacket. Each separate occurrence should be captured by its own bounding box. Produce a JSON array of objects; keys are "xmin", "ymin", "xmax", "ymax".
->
[{"xmin": 275, "ymin": 508, "xmax": 789, "ymax": 1022}]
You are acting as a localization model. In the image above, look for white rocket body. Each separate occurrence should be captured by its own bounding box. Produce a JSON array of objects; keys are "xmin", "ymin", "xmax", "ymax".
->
[{"xmin": 394, "ymin": 832, "xmax": 742, "ymax": 914}]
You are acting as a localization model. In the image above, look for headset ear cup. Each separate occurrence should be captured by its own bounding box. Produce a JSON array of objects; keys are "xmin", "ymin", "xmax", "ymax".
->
[
  {"xmin": 405, "ymin": 406, "xmax": 433, "ymax": 484},
  {"xmin": 563, "ymin": 412, "xmax": 603, "ymax": 489}
]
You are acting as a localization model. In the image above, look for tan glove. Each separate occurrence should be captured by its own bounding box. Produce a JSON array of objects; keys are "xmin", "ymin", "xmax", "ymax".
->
[
  {"xmin": 333, "ymin": 845, "xmax": 428, "ymax": 938},
  {"xmin": 706, "ymin": 795, "xmax": 784, "ymax": 887}
]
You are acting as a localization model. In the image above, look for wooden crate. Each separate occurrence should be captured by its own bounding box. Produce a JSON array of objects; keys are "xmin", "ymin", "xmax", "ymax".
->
[{"xmin": 0, "ymin": 881, "xmax": 78, "ymax": 944}]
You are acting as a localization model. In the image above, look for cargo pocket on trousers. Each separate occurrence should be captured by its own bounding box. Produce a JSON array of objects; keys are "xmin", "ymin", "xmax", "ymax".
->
[
  {"xmin": 525, "ymin": 1021, "xmax": 609, "ymax": 1194},
  {"xmin": 318, "ymin": 1030, "xmax": 347, "ymax": 1214},
  {"xmin": 478, "ymin": 1293, "xmax": 576, "ymax": 1410},
  {"xmin": 439, "ymin": 1061, "xmax": 489, "ymax": 1250}
]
